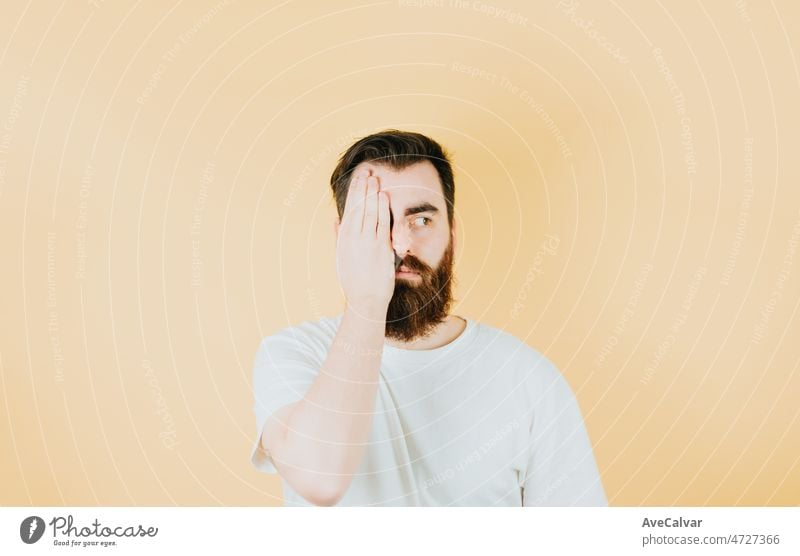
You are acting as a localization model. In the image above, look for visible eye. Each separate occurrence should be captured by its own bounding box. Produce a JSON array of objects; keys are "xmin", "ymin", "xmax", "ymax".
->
[{"xmin": 411, "ymin": 216, "xmax": 431, "ymax": 227}]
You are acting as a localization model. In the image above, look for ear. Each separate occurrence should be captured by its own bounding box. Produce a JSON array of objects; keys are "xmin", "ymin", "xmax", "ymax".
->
[{"xmin": 451, "ymin": 216, "xmax": 458, "ymax": 252}]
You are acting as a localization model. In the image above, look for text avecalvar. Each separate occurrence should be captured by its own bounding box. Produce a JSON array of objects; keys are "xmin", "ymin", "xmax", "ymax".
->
[{"xmin": 642, "ymin": 518, "xmax": 703, "ymax": 527}]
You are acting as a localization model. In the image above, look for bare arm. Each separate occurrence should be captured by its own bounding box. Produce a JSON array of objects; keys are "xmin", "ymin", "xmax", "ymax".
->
[{"xmin": 260, "ymin": 169, "xmax": 394, "ymax": 506}]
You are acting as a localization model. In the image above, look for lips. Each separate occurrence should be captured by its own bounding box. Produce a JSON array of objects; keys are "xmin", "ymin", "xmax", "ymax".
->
[{"xmin": 397, "ymin": 266, "xmax": 418, "ymax": 274}]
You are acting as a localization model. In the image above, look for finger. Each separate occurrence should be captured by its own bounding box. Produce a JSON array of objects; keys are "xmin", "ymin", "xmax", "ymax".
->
[
  {"xmin": 343, "ymin": 171, "xmax": 367, "ymax": 233},
  {"xmin": 377, "ymin": 190, "xmax": 390, "ymax": 242},
  {"xmin": 364, "ymin": 175, "xmax": 379, "ymax": 234}
]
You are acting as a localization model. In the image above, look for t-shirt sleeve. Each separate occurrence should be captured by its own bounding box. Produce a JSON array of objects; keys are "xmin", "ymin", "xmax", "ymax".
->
[
  {"xmin": 521, "ymin": 364, "xmax": 607, "ymax": 506},
  {"xmin": 250, "ymin": 330, "xmax": 321, "ymax": 474}
]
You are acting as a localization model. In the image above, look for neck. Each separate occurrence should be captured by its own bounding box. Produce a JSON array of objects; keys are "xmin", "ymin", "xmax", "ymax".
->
[{"xmin": 384, "ymin": 314, "xmax": 466, "ymax": 350}]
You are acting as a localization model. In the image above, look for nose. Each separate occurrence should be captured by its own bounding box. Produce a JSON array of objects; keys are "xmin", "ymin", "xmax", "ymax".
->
[{"xmin": 391, "ymin": 215, "xmax": 412, "ymax": 261}]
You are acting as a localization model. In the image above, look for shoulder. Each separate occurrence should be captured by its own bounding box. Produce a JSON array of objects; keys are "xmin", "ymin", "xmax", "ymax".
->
[
  {"xmin": 473, "ymin": 321, "xmax": 560, "ymax": 374},
  {"xmin": 473, "ymin": 320, "xmax": 571, "ymax": 396},
  {"xmin": 255, "ymin": 314, "xmax": 342, "ymax": 359}
]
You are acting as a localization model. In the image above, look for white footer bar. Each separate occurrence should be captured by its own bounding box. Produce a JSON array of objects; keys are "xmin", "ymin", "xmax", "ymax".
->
[{"xmin": 2, "ymin": 507, "xmax": 798, "ymax": 555}]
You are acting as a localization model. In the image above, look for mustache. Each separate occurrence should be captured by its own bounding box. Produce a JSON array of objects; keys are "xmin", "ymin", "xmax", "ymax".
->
[{"xmin": 397, "ymin": 254, "xmax": 432, "ymax": 274}]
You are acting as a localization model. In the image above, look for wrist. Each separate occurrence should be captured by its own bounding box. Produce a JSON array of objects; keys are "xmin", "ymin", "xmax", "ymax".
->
[{"xmin": 345, "ymin": 297, "xmax": 389, "ymax": 320}]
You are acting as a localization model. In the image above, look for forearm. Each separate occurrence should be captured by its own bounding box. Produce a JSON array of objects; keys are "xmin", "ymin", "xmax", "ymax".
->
[{"xmin": 269, "ymin": 302, "xmax": 386, "ymax": 503}]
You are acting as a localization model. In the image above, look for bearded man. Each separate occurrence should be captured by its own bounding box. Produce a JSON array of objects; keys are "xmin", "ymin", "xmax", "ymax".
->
[{"xmin": 250, "ymin": 130, "xmax": 607, "ymax": 507}]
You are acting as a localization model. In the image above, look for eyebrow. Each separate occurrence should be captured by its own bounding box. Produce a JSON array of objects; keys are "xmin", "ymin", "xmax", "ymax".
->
[{"xmin": 404, "ymin": 202, "xmax": 440, "ymax": 217}]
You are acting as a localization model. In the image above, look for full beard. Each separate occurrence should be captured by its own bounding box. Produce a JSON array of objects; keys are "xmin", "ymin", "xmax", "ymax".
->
[{"xmin": 385, "ymin": 238, "xmax": 455, "ymax": 342}]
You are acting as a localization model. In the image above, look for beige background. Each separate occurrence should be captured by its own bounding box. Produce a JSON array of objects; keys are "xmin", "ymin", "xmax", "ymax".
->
[{"xmin": 1, "ymin": 0, "xmax": 798, "ymax": 506}]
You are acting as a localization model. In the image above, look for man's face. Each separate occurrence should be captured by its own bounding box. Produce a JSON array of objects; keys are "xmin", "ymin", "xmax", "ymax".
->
[{"xmin": 341, "ymin": 160, "xmax": 457, "ymax": 342}]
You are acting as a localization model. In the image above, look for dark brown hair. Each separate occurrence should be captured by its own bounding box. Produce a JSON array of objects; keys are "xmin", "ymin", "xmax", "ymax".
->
[{"xmin": 329, "ymin": 129, "xmax": 455, "ymax": 226}]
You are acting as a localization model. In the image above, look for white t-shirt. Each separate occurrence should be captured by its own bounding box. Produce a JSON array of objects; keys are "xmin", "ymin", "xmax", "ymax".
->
[{"xmin": 250, "ymin": 313, "xmax": 607, "ymax": 506}]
